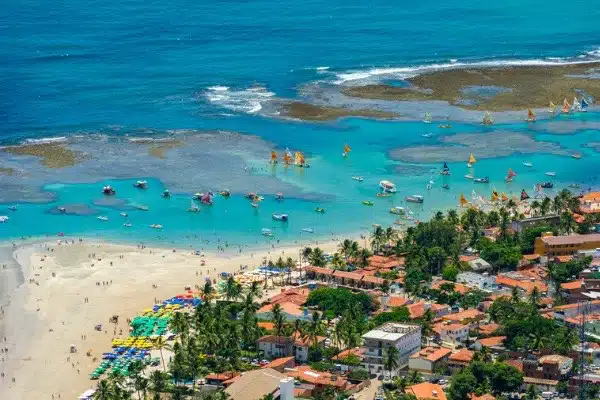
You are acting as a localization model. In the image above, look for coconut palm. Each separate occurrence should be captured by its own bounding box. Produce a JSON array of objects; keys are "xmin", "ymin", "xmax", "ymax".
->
[
  {"xmin": 356, "ymin": 248, "xmax": 372, "ymax": 269},
  {"xmin": 560, "ymin": 211, "xmax": 577, "ymax": 234},
  {"xmin": 302, "ymin": 312, "xmax": 326, "ymax": 348},
  {"xmin": 224, "ymin": 275, "xmax": 242, "ymax": 301},
  {"xmin": 446, "ymin": 209, "xmax": 459, "ymax": 226},
  {"xmin": 331, "ymin": 252, "xmax": 345, "ymax": 270},
  {"xmin": 154, "ymin": 336, "xmax": 168, "ymax": 372},
  {"xmin": 383, "ymin": 346, "xmax": 400, "ymax": 377},
  {"xmin": 371, "ymin": 226, "xmax": 387, "ymax": 253},
  {"xmin": 271, "ymin": 303, "xmax": 286, "ymax": 337},
  {"xmin": 169, "ymin": 311, "xmax": 189, "ymax": 338},
  {"xmin": 540, "ymin": 197, "xmax": 551, "ymax": 216},
  {"xmin": 339, "ymin": 239, "xmax": 354, "ymax": 261},
  {"xmin": 93, "ymin": 380, "xmax": 113, "ymax": 400},
  {"xmin": 309, "ymin": 247, "xmax": 327, "ymax": 267},
  {"xmin": 149, "ymin": 370, "xmax": 168, "ymax": 400},
  {"xmin": 530, "ymin": 200, "xmax": 541, "ymax": 216}
]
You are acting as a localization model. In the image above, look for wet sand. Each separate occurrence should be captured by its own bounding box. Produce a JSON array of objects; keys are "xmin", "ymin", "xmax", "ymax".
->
[
  {"xmin": 343, "ymin": 62, "xmax": 600, "ymax": 111},
  {"xmin": 282, "ymin": 101, "xmax": 398, "ymax": 121},
  {"xmin": 148, "ymin": 141, "xmax": 183, "ymax": 159},
  {"xmin": 389, "ymin": 131, "xmax": 569, "ymax": 163},
  {"xmin": 3, "ymin": 143, "xmax": 86, "ymax": 169}
]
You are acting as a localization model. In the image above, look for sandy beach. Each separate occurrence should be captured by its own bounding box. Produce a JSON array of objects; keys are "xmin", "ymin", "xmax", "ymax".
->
[{"xmin": 0, "ymin": 237, "xmax": 343, "ymax": 400}]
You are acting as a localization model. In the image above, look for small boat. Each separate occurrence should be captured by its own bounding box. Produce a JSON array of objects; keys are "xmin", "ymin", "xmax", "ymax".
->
[
  {"xmin": 459, "ymin": 194, "xmax": 469, "ymax": 206},
  {"xmin": 58, "ymin": 206, "xmax": 66, "ymax": 213},
  {"xmin": 545, "ymin": 172, "xmax": 556, "ymax": 177},
  {"xmin": 161, "ymin": 190, "xmax": 171, "ymax": 198},
  {"xmin": 251, "ymin": 203, "xmax": 259, "ymax": 208},
  {"xmin": 362, "ymin": 200, "xmax": 374, "ymax": 206},
  {"xmin": 270, "ymin": 151, "xmax": 278, "ymax": 164},
  {"xmin": 581, "ymin": 96, "xmax": 589, "ymax": 112},
  {"xmin": 548, "ymin": 102, "xmax": 557, "ymax": 114},
  {"xmin": 568, "ymin": 183, "xmax": 580, "ymax": 189},
  {"xmin": 261, "ymin": 228, "xmax": 273, "ymax": 237},
  {"xmin": 520, "ymin": 189, "xmax": 530, "ymax": 201},
  {"xmin": 342, "ymin": 144, "xmax": 351, "ymax": 157},
  {"xmin": 244, "ymin": 192, "xmax": 263, "ymax": 202},
  {"xmin": 467, "ymin": 153, "xmax": 476, "ymax": 168},
  {"xmin": 302, "ymin": 228, "xmax": 315, "ymax": 234},
  {"xmin": 505, "ymin": 168, "xmax": 516, "ymax": 182},
  {"xmin": 526, "ymin": 108, "xmax": 536, "ymax": 122},
  {"xmin": 572, "ymin": 153, "xmax": 582, "ymax": 159},
  {"xmin": 134, "ymin": 205, "xmax": 149, "ymax": 211},
  {"xmin": 422, "ymin": 112, "xmax": 432, "ymax": 124},
  {"xmin": 501, "ymin": 192, "xmax": 509, "ymax": 202},
  {"xmin": 482, "ymin": 111, "xmax": 493, "ymax": 125},
  {"xmin": 283, "ymin": 148, "xmax": 293, "ymax": 165},
  {"xmin": 474, "ymin": 177, "xmax": 489, "ymax": 183},
  {"xmin": 464, "ymin": 174, "xmax": 474, "ymax": 180},
  {"xmin": 294, "ymin": 151, "xmax": 308, "ymax": 168},
  {"xmin": 522, "ymin": 161, "xmax": 533, "ymax": 168},
  {"xmin": 438, "ymin": 124, "xmax": 452, "ymax": 129},
  {"xmin": 133, "ymin": 180, "xmax": 148, "ymax": 189},
  {"xmin": 218, "ymin": 189, "xmax": 231, "ymax": 197},
  {"xmin": 389, "ymin": 206, "xmax": 405, "ymax": 215},
  {"xmin": 405, "ymin": 195, "xmax": 424, "ymax": 204},
  {"xmin": 421, "ymin": 133, "xmax": 433, "ymax": 138},
  {"xmin": 188, "ymin": 199, "xmax": 200, "ymax": 212},
  {"xmin": 315, "ymin": 207, "xmax": 325, "ymax": 213},
  {"xmin": 572, "ymin": 97, "xmax": 581, "ymax": 112},
  {"xmin": 352, "ymin": 176, "xmax": 364, "ymax": 182},
  {"xmin": 97, "ymin": 216, "xmax": 108, "ymax": 221},
  {"xmin": 442, "ymin": 184, "xmax": 450, "ymax": 190},
  {"xmin": 379, "ymin": 180, "xmax": 397, "ymax": 193},
  {"xmin": 102, "ymin": 185, "xmax": 116, "ymax": 195},
  {"xmin": 376, "ymin": 193, "xmax": 391, "ymax": 197},
  {"xmin": 275, "ymin": 192, "xmax": 284, "ymax": 201},
  {"xmin": 440, "ymin": 162, "xmax": 450, "ymax": 176},
  {"xmin": 120, "ymin": 212, "xmax": 128, "ymax": 217},
  {"xmin": 0, "ymin": 216, "xmax": 9, "ymax": 223},
  {"xmin": 123, "ymin": 221, "xmax": 132, "ymax": 228},
  {"xmin": 272, "ymin": 213, "xmax": 289, "ymax": 221},
  {"xmin": 150, "ymin": 224, "xmax": 163, "ymax": 229},
  {"xmin": 562, "ymin": 98, "xmax": 571, "ymax": 114},
  {"xmin": 540, "ymin": 182, "xmax": 553, "ymax": 189},
  {"xmin": 8, "ymin": 205, "xmax": 17, "ymax": 211}
]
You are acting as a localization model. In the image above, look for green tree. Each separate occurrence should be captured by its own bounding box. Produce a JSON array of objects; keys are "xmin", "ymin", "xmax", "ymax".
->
[
  {"xmin": 448, "ymin": 370, "xmax": 477, "ymax": 400},
  {"xmin": 93, "ymin": 380, "xmax": 113, "ymax": 400},
  {"xmin": 383, "ymin": 346, "xmax": 400, "ymax": 377},
  {"xmin": 442, "ymin": 264, "xmax": 459, "ymax": 281},
  {"xmin": 309, "ymin": 247, "xmax": 327, "ymax": 267}
]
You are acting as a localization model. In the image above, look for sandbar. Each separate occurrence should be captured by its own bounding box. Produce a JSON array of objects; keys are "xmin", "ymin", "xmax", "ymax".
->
[
  {"xmin": 3, "ymin": 143, "xmax": 85, "ymax": 169},
  {"xmin": 282, "ymin": 101, "xmax": 398, "ymax": 121}
]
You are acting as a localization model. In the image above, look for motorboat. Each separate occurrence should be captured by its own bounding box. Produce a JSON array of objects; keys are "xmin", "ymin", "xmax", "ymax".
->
[
  {"xmin": 352, "ymin": 176, "xmax": 364, "ymax": 182},
  {"xmin": 161, "ymin": 190, "xmax": 171, "ymax": 198},
  {"xmin": 572, "ymin": 153, "xmax": 582, "ymax": 159},
  {"xmin": 120, "ymin": 212, "xmax": 128, "ymax": 217},
  {"xmin": 376, "ymin": 193, "xmax": 391, "ymax": 197},
  {"xmin": 244, "ymin": 192, "xmax": 263, "ymax": 202},
  {"xmin": 218, "ymin": 189, "xmax": 231, "ymax": 197},
  {"xmin": 421, "ymin": 133, "xmax": 433, "ymax": 138},
  {"xmin": 464, "ymin": 174, "xmax": 474, "ymax": 180},
  {"xmin": 272, "ymin": 213, "xmax": 289, "ymax": 222},
  {"xmin": 275, "ymin": 192, "xmax": 284, "ymax": 201},
  {"xmin": 188, "ymin": 199, "xmax": 200, "ymax": 213},
  {"xmin": 545, "ymin": 172, "xmax": 556, "ymax": 177},
  {"xmin": 540, "ymin": 182, "xmax": 554, "ymax": 189},
  {"xmin": 379, "ymin": 180, "xmax": 397, "ymax": 193},
  {"xmin": 150, "ymin": 224, "xmax": 163, "ymax": 229},
  {"xmin": 123, "ymin": 222, "xmax": 132, "ymax": 228},
  {"xmin": 261, "ymin": 228, "xmax": 273, "ymax": 237},
  {"xmin": 133, "ymin": 180, "xmax": 148, "ymax": 189},
  {"xmin": 442, "ymin": 184, "xmax": 450, "ymax": 190},
  {"xmin": 102, "ymin": 185, "xmax": 116, "ymax": 195},
  {"xmin": 522, "ymin": 161, "xmax": 533, "ymax": 167},
  {"xmin": 438, "ymin": 124, "xmax": 452, "ymax": 129},
  {"xmin": 405, "ymin": 195, "xmax": 424, "ymax": 204},
  {"xmin": 58, "ymin": 206, "xmax": 66, "ymax": 213},
  {"xmin": 315, "ymin": 207, "xmax": 325, "ymax": 213},
  {"xmin": 362, "ymin": 200, "xmax": 374, "ymax": 206},
  {"xmin": 389, "ymin": 206, "xmax": 405, "ymax": 215},
  {"xmin": 0, "ymin": 216, "xmax": 9, "ymax": 223},
  {"xmin": 474, "ymin": 177, "xmax": 489, "ymax": 184},
  {"xmin": 422, "ymin": 112, "xmax": 432, "ymax": 124},
  {"xmin": 97, "ymin": 216, "xmax": 108, "ymax": 221},
  {"xmin": 8, "ymin": 205, "xmax": 17, "ymax": 211},
  {"xmin": 302, "ymin": 228, "xmax": 315, "ymax": 233},
  {"xmin": 134, "ymin": 205, "xmax": 149, "ymax": 211}
]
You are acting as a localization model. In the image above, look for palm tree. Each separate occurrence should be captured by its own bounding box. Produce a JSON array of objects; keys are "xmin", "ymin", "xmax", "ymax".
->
[
  {"xmin": 339, "ymin": 239, "xmax": 353, "ymax": 261},
  {"xmin": 302, "ymin": 247, "xmax": 313, "ymax": 264},
  {"xmin": 309, "ymin": 247, "xmax": 327, "ymax": 267},
  {"xmin": 356, "ymin": 248, "xmax": 372, "ymax": 269},
  {"xmin": 408, "ymin": 370, "xmax": 423, "ymax": 384},
  {"xmin": 224, "ymin": 275, "xmax": 242, "ymax": 301},
  {"xmin": 446, "ymin": 209, "xmax": 459, "ymax": 226},
  {"xmin": 540, "ymin": 197, "xmax": 551, "ymax": 216},
  {"xmin": 134, "ymin": 374, "xmax": 149, "ymax": 400},
  {"xmin": 149, "ymin": 371, "xmax": 168, "ymax": 400},
  {"xmin": 271, "ymin": 303, "xmax": 286, "ymax": 347},
  {"xmin": 371, "ymin": 226, "xmax": 387, "ymax": 254},
  {"xmin": 331, "ymin": 253, "xmax": 345, "ymax": 270},
  {"xmin": 154, "ymin": 336, "xmax": 168, "ymax": 372},
  {"xmin": 93, "ymin": 380, "xmax": 113, "ymax": 400},
  {"xmin": 302, "ymin": 312, "xmax": 326, "ymax": 347},
  {"xmin": 285, "ymin": 257, "xmax": 295, "ymax": 284},
  {"xmin": 201, "ymin": 279, "xmax": 215, "ymax": 301},
  {"xmin": 383, "ymin": 346, "xmax": 400, "ymax": 377},
  {"xmin": 169, "ymin": 311, "xmax": 189, "ymax": 338},
  {"xmin": 530, "ymin": 200, "xmax": 541, "ymax": 216},
  {"xmin": 248, "ymin": 280, "xmax": 262, "ymax": 299},
  {"xmin": 560, "ymin": 211, "xmax": 576, "ymax": 234}
]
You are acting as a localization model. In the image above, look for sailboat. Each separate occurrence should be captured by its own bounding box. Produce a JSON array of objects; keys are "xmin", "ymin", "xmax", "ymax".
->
[
  {"xmin": 422, "ymin": 112, "xmax": 432, "ymax": 124},
  {"xmin": 572, "ymin": 97, "xmax": 581, "ymax": 112},
  {"xmin": 342, "ymin": 144, "xmax": 352, "ymax": 157},
  {"xmin": 561, "ymin": 98, "xmax": 571, "ymax": 114},
  {"xmin": 440, "ymin": 162, "xmax": 450, "ymax": 176},
  {"xmin": 520, "ymin": 189, "xmax": 530, "ymax": 201},
  {"xmin": 294, "ymin": 151, "xmax": 307, "ymax": 167},
  {"xmin": 270, "ymin": 151, "xmax": 278, "ymax": 164},
  {"xmin": 188, "ymin": 199, "xmax": 200, "ymax": 212},
  {"xmin": 548, "ymin": 102, "xmax": 556, "ymax": 114},
  {"xmin": 505, "ymin": 168, "xmax": 516, "ymax": 182},
  {"xmin": 467, "ymin": 153, "xmax": 476, "ymax": 168},
  {"xmin": 491, "ymin": 190, "xmax": 499, "ymax": 202},
  {"xmin": 283, "ymin": 149, "xmax": 293, "ymax": 165},
  {"xmin": 482, "ymin": 111, "xmax": 493, "ymax": 125},
  {"xmin": 501, "ymin": 192, "xmax": 509, "ymax": 202},
  {"xmin": 526, "ymin": 109, "xmax": 536, "ymax": 122},
  {"xmin": 459, "ymin": 194, "xmax": 469, "ymax": 207},
  {"xmin": 581, "ymin": 97, "xmax": 589, "ymax": 112}
]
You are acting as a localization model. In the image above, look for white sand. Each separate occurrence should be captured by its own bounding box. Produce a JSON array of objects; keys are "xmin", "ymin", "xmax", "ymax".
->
[{"xmin": 0, "ymin": 238, "xmax": 342, "ymax": 399}]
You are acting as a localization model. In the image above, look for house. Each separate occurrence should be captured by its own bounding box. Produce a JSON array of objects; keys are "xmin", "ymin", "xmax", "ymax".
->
[
  {"xmin": 381, "ymin": 295, "xmax": 411, "ymax": 311},
  {"xmin": 470, "ymin": 394, "xmax": 495, "ymax": 400},
  {"xmin": 474, "ymin": 336, "xmax": 506, "ymax": 351},
  {"xmin": 269, "ymin": 287, "xmax": 310, "ymax": 306},
  {"xmin": 437, "ymin": 322, "xmax": 470, "ymax": 343},
  {"xmin": 205, "ymin": 371, "xmax": 240, "ymax": 386},
  {"xmin": 553, "ymin": 299, "xmax": 600, "ymax": 321},
  {"xmin": 431, "ymin": 279, "xmax": 471, "ymax": 294},
  {"xmin": 448, "ymin": 348, "xmax": 474, "ymax": 370},
  {"xmin": 466, "ymin": 257, "xmax": 492, "ymax": 272},
  {"xmin": 580, "ymin": 192, "xmax": 600, "ymax": 214},
  {"xmin": 457, "ymin": 272, "xmax": 496, "ymax": 291},
  {"xmin": 284, "ymin": 365, "xmax": 349, "ymax": 394},
  {"xmin": 292, "ymin": 331, "xmax": 326, "ymax": 362},
  {"xmin": 361, "ymin": 323, "xmax": 421, "ymax": 375},
  {"xmin": 476, "ymin": 323, "xmax": 500, "ymax": 336},
  {"xmin": 407, "ymin": 302, "xmax": 449, "ymax": 319},
  {"xmin": 409, "ymin": 346, "xmax": 452, "ymax": 374},
  {"xmin": 332, "ymin": 270, "xmax": 364, "ymax": 287},
  {"xmin": 256, "ymin": 302, "xmax": 311, "ymax": 321},
  {"xmin": 263, "ymin": 356, "xmax": 296, "ymax": 372},
  {"xmin": 510, "ymin": 214, "xmax": 560, "ymax": 233},
  {"xmin": 224, "ymin": 368, "xmax": 294, "ymax": 400},
  {"xmin": 495, "ymin": 272, "xmax": 548, "ymax": 294},
  {"xmin": 305, "ymin": 266, "xmax": 334, "ymax": 281},
  {"xmin": 441, "ymin": 309, "xmax": 485, "ymax": 324},
  {"xmin": 257, "ymin": 335, "xmax": 295, "ymax": 359},
  {"xmin": 534, "ymin": 233, "xmax": 600, "ymax": 257},
  {"xmin": 523, "ymin": 355, "xmax": 573, "ymax": 381},
  {"xmin": 406, "ymin": 382, "xmax": 448, "ymax": 400}
]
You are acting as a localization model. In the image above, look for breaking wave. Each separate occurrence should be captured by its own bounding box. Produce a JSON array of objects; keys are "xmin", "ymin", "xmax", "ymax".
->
[{"xmin": 203, "ymin": 85, "xmax": 275, "ymax": 114}]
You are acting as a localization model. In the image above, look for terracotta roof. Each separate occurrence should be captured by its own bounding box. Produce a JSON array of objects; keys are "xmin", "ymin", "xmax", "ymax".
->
[
  {"xmin": 555, "ymin": 299, "xmax": 600, "ymax": 310},
  {"xmin": 504, "ymin": 359, "xmax": 523, "ymax": 372},
  {"xmin": 477, "ymin": 323, "xmax": 500, "ymax": 335},
  {"xmin": 460, "ymin": 255, "xmax": 479, "ymax": 262},
  {"xmin": 476, "ymin": 336, "xmax": 506, "ymax": 348},
  {"xmin": 542, "ymin": 234, "xmax": 600, "ymax": 246},
  {"xmin": 206, "ymin": 371, "xmax": 240, "ymax": 381},
  {"xmin": 362, "ymin": 275, "xmax": 385, "ymax": 285},
  {"xmin": 581, "ymin": 192, "xmax": 600, "ymax": 202},
  {"xmin": 495, "ymin": 274, "xmax": 548, "ymax": 294},
  {"xmin": 257, "ymin": 335, "xmax": 294, "ymax": 345},
  {"xmin": 332, "ymin": 347, "xmax": 366, "ymax": 360},
  {"xmin": 406, "ymin": 382, "xmax": 448, "ymax": 400},
  {"xmin": 561, "ymin": 280, "xmax": 584, "ymax": 290},
  {"xmin": 291, "ymin": 331, "xmax": 326, "ymax": 347},
  {"xmin": 442, "ymin": 309, "xmax": 484, "ymax": 323},
  {"xmin": 269, "ymin": 288, "xmax": 310, "ymax": 306},
  {"xmin": 522, "ymin": 254, "xmax": 541, "ymax": 261},
  {"xmin": 440, "ymin": 323, "xmax": 468, "ymax": 333},
  {"xmin": 385, "ymin": 296, "xmax": 411, "ymax": 308},
  {"xmin": 285, "ymin": 365, "xmax": 348, "ymax": 388},
  {"xmin": 224, "ymin": 368, "xmax": 284, "ymax": 400},
  {"xmin": 332, "ymin": 270, "xmax": 364, "ymax": 281},
  {"xmin": 258, "ymin": 322, "xmax": 275, "ymax": 330},
  {"xmin": 449, "ymin": 348, "xmax": 474, "ymax": 363},
  {"xmin": 410, "ymin": 346, "xmax": 452, "ymax": 362},
  {"xmin": 306, "ymin": 266, "xmax": 334, "ymax": 275},
  {"xmin": 407, "ymin": 302, "xmax": 426, "ymax": 319},
  {"xmin": 431, "ymin": 280, "xmax": 471, "ymax": 294},
  {"xmin": 263, "ymin": 356, "xmax": 295, "ymax": 369},
  {"xmin": 539, "ymin": 354, "xmax": 572, "ymax": 365},
  {"xmin": 554, "ymin": 255, "xmax": 573, "ymax": 263},
  {"xmin": 257, "ymin": 301, "xmax": 305, "ymax": 316},
  {"xmin": 470, "ymin": 394, "xmax": 496, "ymax": 400}
]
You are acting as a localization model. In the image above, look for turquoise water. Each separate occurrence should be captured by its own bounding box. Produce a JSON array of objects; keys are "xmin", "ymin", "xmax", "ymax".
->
[{"xmin": 2, "ymin": 0, "xmax": 600, "ymax": 247}]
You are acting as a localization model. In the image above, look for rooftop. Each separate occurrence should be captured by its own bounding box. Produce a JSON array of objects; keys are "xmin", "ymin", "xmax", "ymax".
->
[
  {"xmin": 542, "ymin": 234, "xmax": 600, "ymax": 246},
  {"xmin": 448, "ymin": 348, "xmax": 474, "ymax": 363},
  {"xmin": 363, "ymin": 323, "xmax": 420, "ymax": 341},
  {"xmin": 257, "ymin": 301, "xmax": 306, "ymax": 317},
  {"xmin": 285, "ymin": 365, "xmax": 347, "ymax": 388},
  {"xmin": 385, "ymin": 296, "xmax": 411, "ymax": 308},
  {"xmin": 431, "ymin": 280, "xmax": 471, "ymax": 294},
  {"xmin": 406, "ymin": 382, "xmax": 448, "ymax": 400},
  {"xmin": 442, "ymin": 309, "xmax": 484, "ymax": 323},
  {"xmin": 224, "ymin": 368, "xmax": 285, "ymax": 400},
  {"xmin": 561, "ymin": 280, "xmax": 584, "ymax": 290},
  {"xmin": 539, "ymin": 354, "xmax": 572, "ymax": 365},
  {"xmin": 476, "ymin": 336, "xmax": 506, "ymax": 348},
  {"xmin": 410, "ymin": 346, "xmax": 452, "ymax": 362}
]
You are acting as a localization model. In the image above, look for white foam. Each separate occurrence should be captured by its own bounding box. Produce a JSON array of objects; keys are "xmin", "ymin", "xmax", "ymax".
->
[
  {"xmin": 23, "ymin": 136, "xmax": 67, "ymax": 145},
  {"xmin": 316, "ymin": 66, "xmax": 330, "ymax": 71},
  {"xmin": 204, "ymin": 85, "xmax": 275, "ymax": 114}
]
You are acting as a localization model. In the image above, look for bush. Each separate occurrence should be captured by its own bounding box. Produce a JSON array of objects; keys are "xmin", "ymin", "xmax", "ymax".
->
[
  {"xmin": 306, "ymin": 287, "xmax": 376, "ymax": 316},
  {"xmin": 347, "ymin": 368, "xmax": 370, "ymax": 381}
]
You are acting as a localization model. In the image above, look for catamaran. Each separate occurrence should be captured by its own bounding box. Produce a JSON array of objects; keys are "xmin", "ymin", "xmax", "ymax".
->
[
  {"xmin": 342, "ymin": 144, "xmax": 352, "ymax": 157},
  {"xmin": 97, "ymin": 216, "xmax": 108, "ymax": 221},
  {"xmin": 133, "ymin": 180, "xmax": 148, "ymax": 189},
  {"xmin": 440, "ymin": 162, "xmax": 450, "ymax": 176},
  {"xmin": 505, "ymin": 168, "xmax": 516, "ymax": 182},
  {"xmin": 581, "ymin": 97, "xmax": 589, "ymax": 112},
  {"xmin": 464, "ymin": 174, "xmax": 474, "ymax": 180},
  {"xmin": 561, "ymin": 99, "xmax": 571, "ymax": 114},
  {"xmin": 572, "ymin": 97, "xmax": 581, "ymax": 112},
  {"xmin": 467, "ymin": 153, "xmax": 476, "ymax": 168},
  {"xmin": 482, "ymin": 111, "xmax": 493, "ymax": 125},
  {"xmin": 379, "ymin": 180, "xmax": 397, "ymax": 193},
  {"xmin": 272, "ymin": 213, "xmax": 289, "ymax": 222},
  {"xmin": 270, "ymin": 151, "xmax": 278, "ymax": 164},
  {"xmin": 422, "ymin": 112, "xmax": 432, "ymax": 124},
  {"xmin": 102, "ymin": 185, "xmax": 116, "ymax": 195},
  {"xmin": 548, "ymin": 102, "xmax": 556, "ymax": 114},
  {"xmin": 474, "ymin": 177, "xmax": 489, "ymax": 183},
  {"xmin": 526, "ymin": 109, "xmax": 536, "ymax": 122}
]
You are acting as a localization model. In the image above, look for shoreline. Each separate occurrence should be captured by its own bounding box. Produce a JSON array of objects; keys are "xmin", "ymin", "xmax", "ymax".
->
[{"xmin": 0, "ymin": 235, "xmax": 351, "ymax": 399}]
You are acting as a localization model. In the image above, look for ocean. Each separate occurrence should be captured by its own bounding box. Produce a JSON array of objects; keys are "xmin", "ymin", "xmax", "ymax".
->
[{"xmin": 1, "ymin": 0, "xmax": 600, "ymax": 248}]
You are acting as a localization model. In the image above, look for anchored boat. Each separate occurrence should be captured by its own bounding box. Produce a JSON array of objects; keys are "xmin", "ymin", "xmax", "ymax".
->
[
  {"xmin": 272, "ymin": 213, "xmax": 289, "ymax": 221},
  {"xmin": 526, "ymin": 108, "xmax": 536, "ymax": 122},
  {"xmin": 379, "ymin": 180, "xmax": 397, "ymax": 193},
  {"xmin": 405, "ymin": 195, "xmax": 424, "ymax": 204},
  {"xmin": 102, "ymin": 185, "xmax": 116, "ymax": 195},
  {"xmin": 422, "ymin": 112, "xmax": 432, "ymax": 124},
  {"xmin": 133, "ymin": 180, "xmax": 148, "ymax": 189}
]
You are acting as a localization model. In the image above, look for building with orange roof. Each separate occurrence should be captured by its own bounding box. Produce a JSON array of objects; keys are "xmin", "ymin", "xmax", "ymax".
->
[
  {"xmin": 257, "ymin": 331, "xmax": 326, "ymax": 362},
  {"xmin": 285, "ymin": 365, "xmax": 349, "ymax": 391},
  {"xmin": 477, "ymin": 323, "xmax": 500, "ymax": 336},
  {"xmin": 258, "ymin": 321, "xmax": 275, "ymax": 331},
  {"xmin": 382, "ymin": 295, "xmax": 411, "ymax": 310},
  {"xmin": 441, "ymin": 309, "xmax": 485, "ymax": 324},
  {"xmin": 534, "ymin": 233, "xmax": 600, "ymax": 256},
  {"xmin": 474, "ymin": 336, "xmax": 506, "ymax": 351},
  {"xmin": 409, "ymin": 346, "xmax": 453, "ymax": 373},
  {"xmin": 257, "ymin": 301, "xmax": 311, "ymax": 321},
  {"xmin": 553, "ymin": 299, "xmax": 600, "ymax": 321},
  {"xmin": 448, "ymin": 348, "xmax": 474, "ymax": 369},
  {"xmin": 495, "ymin": 273, "xmax": 548, "ymax": 294},
  {"xmin": 407, "ymin": 302, "xmax": 449, "ymax": 320},
  {"xmin": 205, "ymin": 371, "xmax": 240, "ymax": 386},
  {"xmin": 268, "ymin": 287, "xmax": 310, "ymax": 306},
  {"xmin": 332, "ymin": 347, "xmax": 366, "ymax": 362},
  {"xmin": 580, "ymin": 192, "xmax": 600, "ymax": 214},
  {"xmin": 431, "ymin": 279, "xmax": 471, "ymax": 294},
  {"xmin": 504, "ymin": 359, "xmax": 524, "ymax": 372},
  {"xmin": 406, "ymin": 382, "xmax": 448, "ymax": 400},
  {"xmin": 224, "ymin": 368, "xmax": 289, "ymax": 400},
  {"xmin": 262, "ymin": 356, "xmax": 295, "ymax": 372},
  {"xmin": 470, "ymin": 394, "xmax": 495, "ymax": 400}
]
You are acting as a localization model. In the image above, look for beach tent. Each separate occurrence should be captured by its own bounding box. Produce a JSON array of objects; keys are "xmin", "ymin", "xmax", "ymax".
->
[{"xmin": 78, "ymin": 389, "xmax": 96, "ymax": 399}]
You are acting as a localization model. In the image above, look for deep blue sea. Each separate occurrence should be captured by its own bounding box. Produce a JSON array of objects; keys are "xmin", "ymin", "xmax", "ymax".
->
[{"xmin": 1, "ymin": 0, "xmax": 600, "ymax": 248}]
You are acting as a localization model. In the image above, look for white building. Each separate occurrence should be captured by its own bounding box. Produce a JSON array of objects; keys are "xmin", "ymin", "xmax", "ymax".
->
[
  {"xmin": 361, "ymin": 323, "xmax": 421, "ymax": 376},
  {"xmin": 439, "ymin": 322, "xmax": 470, "ymax": 343},
  {"xmin": 457, "ymin": 271, "xmax": 496, "ymax": 291}
]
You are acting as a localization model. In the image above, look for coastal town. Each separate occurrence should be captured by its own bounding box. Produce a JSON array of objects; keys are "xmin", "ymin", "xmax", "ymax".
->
[{"xmin": 30, "ymin": 188, "xmax": 597, "ymax": 400}]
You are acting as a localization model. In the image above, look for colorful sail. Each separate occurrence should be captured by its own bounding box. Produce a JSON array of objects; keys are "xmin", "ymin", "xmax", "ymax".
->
[
  {"xmin": 520, "ymin": 189, "xmax": 530, "ymax": 201},
  {"xmin": 491, "ymin": 190, "xmax": 499, "ymax": 202},
  {"xmin": 482, "ymin": 111, "xmax": 493, "ymax": 125},
  {"xmin": 562, "ymin": 98, "xmax": 571, "ymax": 113},
  {"xmin": 270, "ymin": 151, "xmax": 278, "ymax": 163},
  {"xmin": 283, "ymin": 148, "xmax": 293, "ymax": 165},
  {"xmin": 459, "ymin": 194, "xmax": 469, "ymax": 206},
  {"xmin": 501, "ymin": 192, "xmax": 509, "ymax": 202},
  {"xmin": 581, "ymin": 96, "xmax": 589, "ymax": 111},
  {"xmin": 294, "ymin": 151, "xmax": 305, "ymax": 166},
  {"xmin": 548, "ymin": 102, "xmax": 556, "ymax": 113},
  {"xmin": 572, "ymin": 97, "xmax": 581, "ymax": 112},
  {"xmin": 344, "ymin": 144, "xmax": 351, "ymax": 154},
  {"xmin": 423, "ymin": 112, "xmax": 432, "ymax": 123},
  {"xmin": 506, "ymin": 168, "xmax": 516, "ymax": 181},
  {"xmin": 526, "ymin": 108, "xmax": 536, "ymax": 122},
  {"xmin": 468, "ymin": 153, "xmax": 476, "ymax": 166}
]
